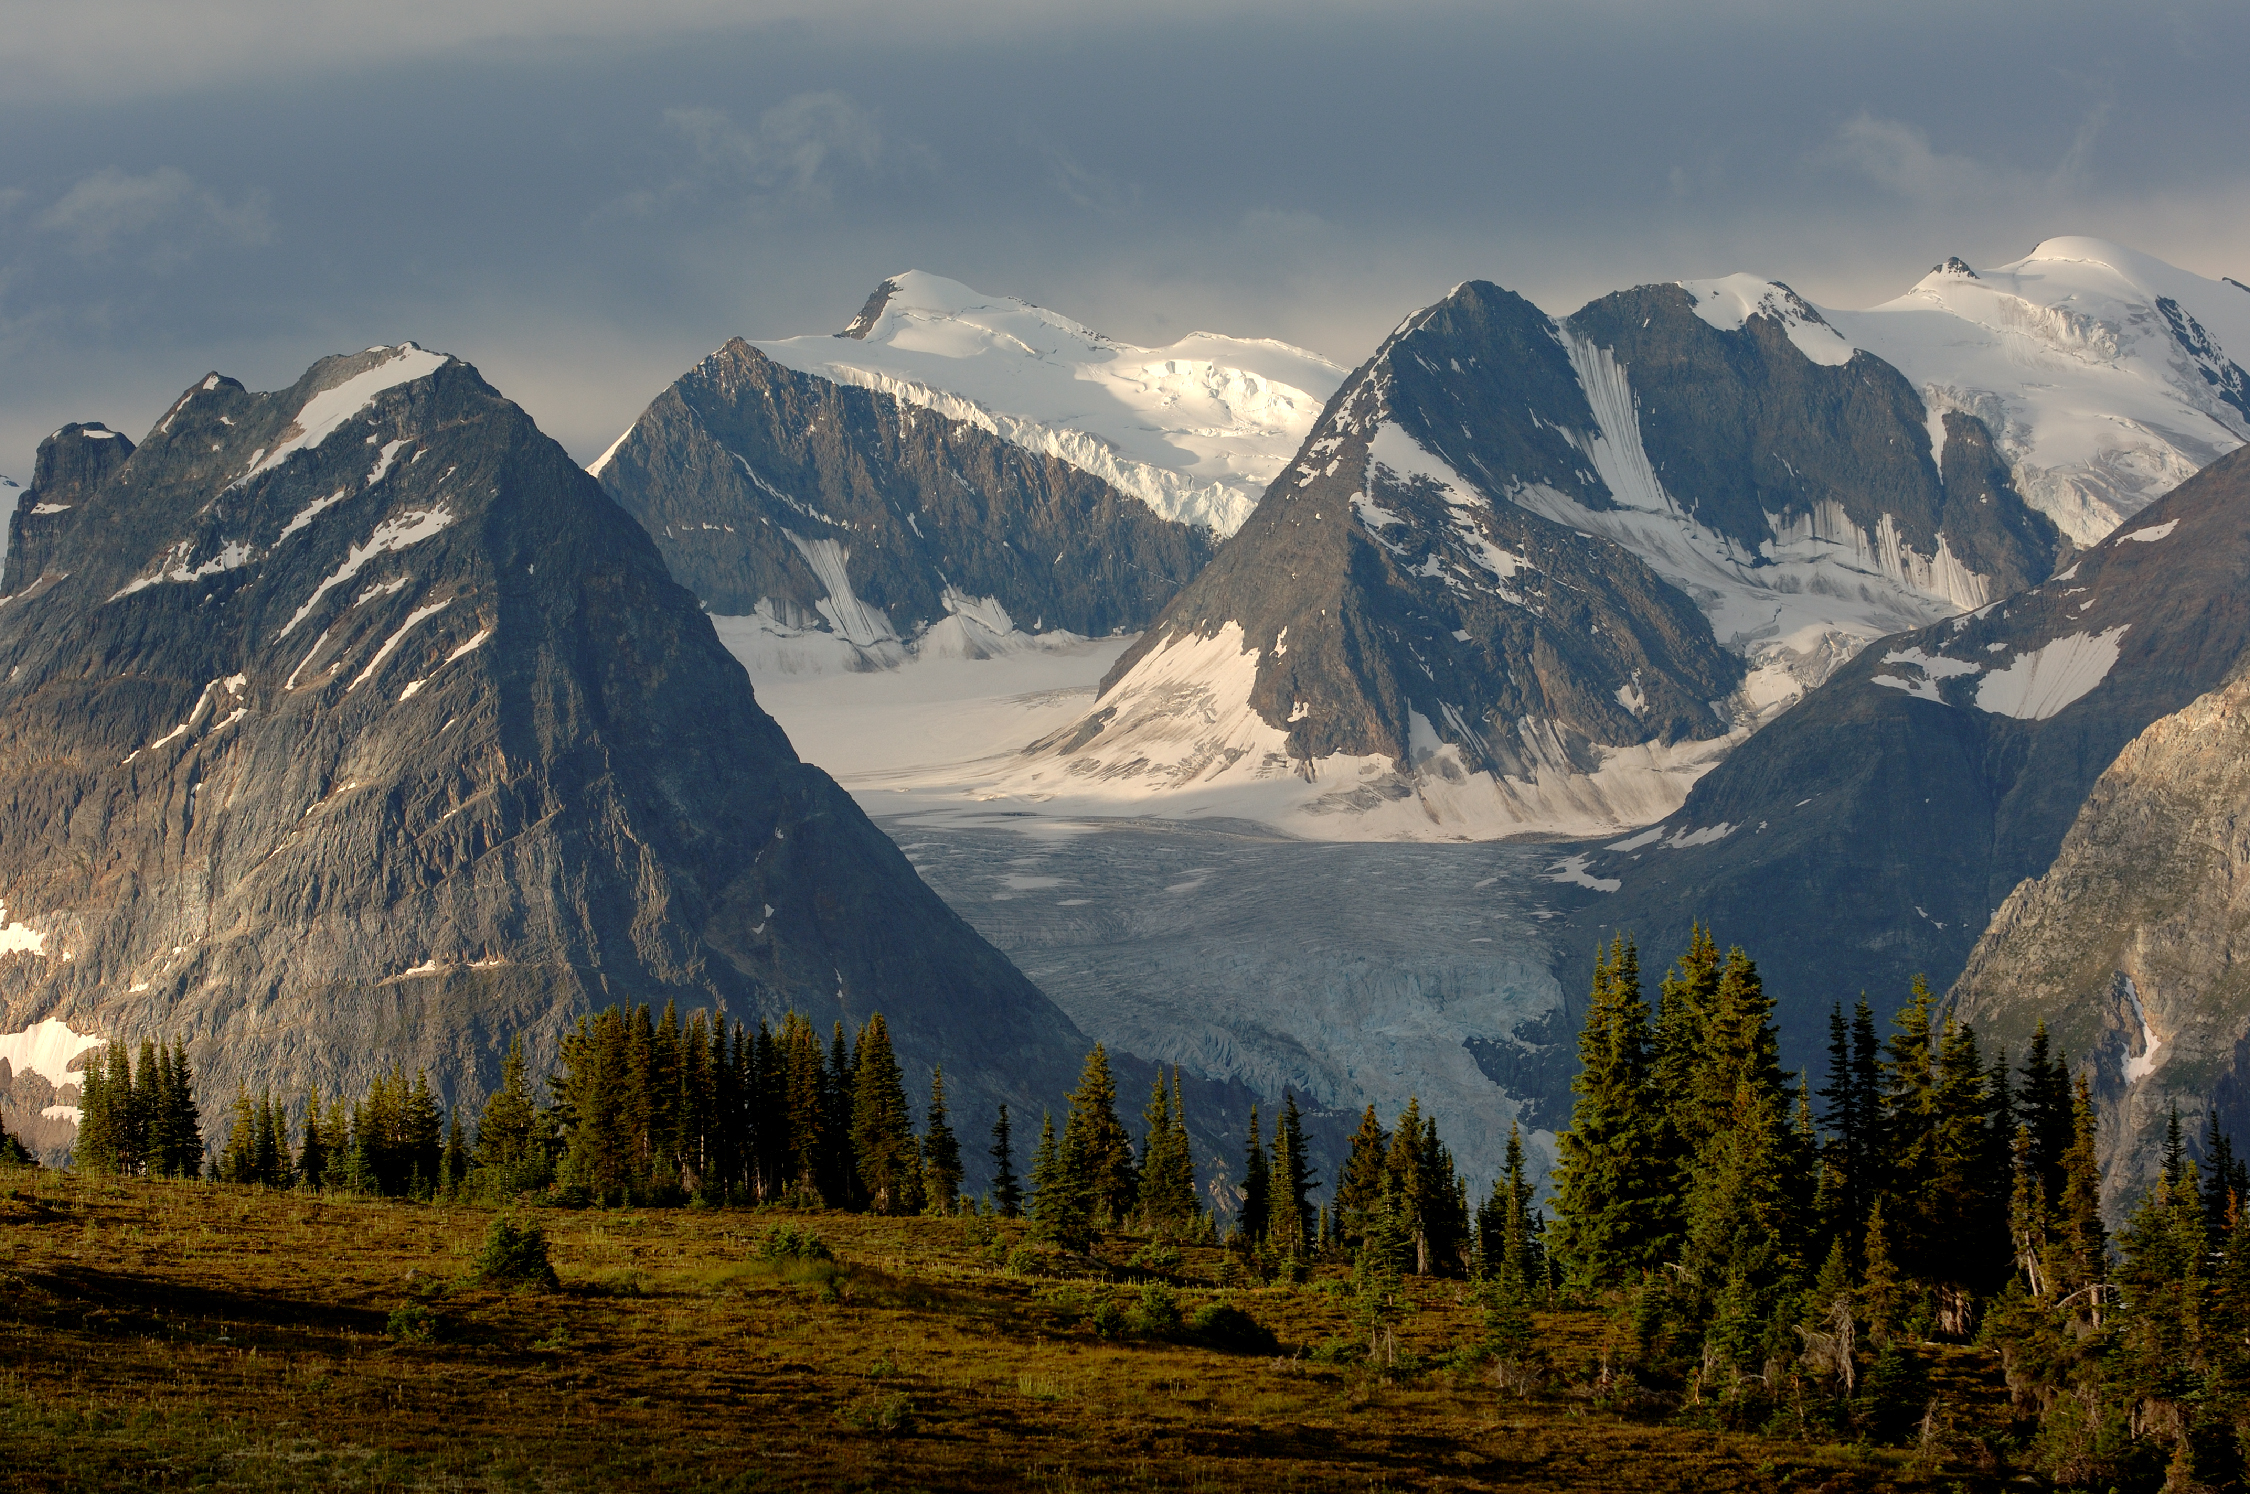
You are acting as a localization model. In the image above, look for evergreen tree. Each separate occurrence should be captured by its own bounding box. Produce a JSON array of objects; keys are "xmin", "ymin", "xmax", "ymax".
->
[
  {"xmin": 218, "ymin": 1085, "xmax": 258, "ymax": 1184},
  {"xmin": 1134, "ymin": 1070, "xmax": 1197, "ymax": 1231},
  {"xmin": 402, "ymin": 1069, "xmax": 444, "ymax": 1197},
  {"xmin": 74, "ymin": 1043, "xmax": 123, "ymax": 1174},
  {"xmin": 1270, "ymin": 1092, "xmax": 1317, "ymax": 1259},
  {"xmin": 441, "ymin": 1109, "xmax": 468, "ymax": 1195},
  {"xmin": 1653, "ymin": 925, "xmax": 1721, "ymax": 1154},
  {"xmin": 2053, "ymin": 1073, "xmax": 2108, "ymax": 1306},
  {"xmin": 988, "ymin": 1104, "xmax": 1023, "ymax": 1218},
  {"xmin": 1058, "ymin": 1044, "xmax": 1136, "ymax": 1228},
  {"xmin": 781, "ymin": 1014, "xmax": 825, "ymax": 1199},
  {"xmin": 1237, "ymin": 1104, "xmax": 1270, "ymax": 1244},
  {"xmin": 2019, "ymin": 1023, "xmax": 2074, "ymax": 1208},
  {"xmin": 298, "ymin": 1085, "xmax": 328, "ymax": 1190},
  {"xmin": 1551, "ymin": 934, "xmax": 1671, "ymax": 1286},
  {"xmin": 473, "ymin": 1037, "xmax": 542, "ymax": 1190},
  {"xmin": 1332, "ymin": 1104, "xmax": 1390, "ymax": 1248},
  {"xmin": 153, "ymin": 1041, "xmax": 202, "ymax": 1178},
  {"xmin": 823, "ymin": 1021, "xmax": 857, "ymax": 1206},
  {"xmin": 1028, "ymin": 1109, "xmax": 1088, "ymax": 1249},
  {"xmin": 2202, "ymin": 1113, "xmax": 2246, "ymax": 1245},
  {"xmin": 848, "ymin": 1015, "xmax": 922, "ymax": 1215},
  {"xmin": 920, "ymin": 1065, "xmax": 962, "ymax": 1215}
]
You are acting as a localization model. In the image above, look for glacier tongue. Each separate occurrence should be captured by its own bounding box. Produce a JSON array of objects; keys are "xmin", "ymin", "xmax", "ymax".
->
[{"xmin": 887, "ymin": 810, "xmax": 1577, "ymax": 1192}]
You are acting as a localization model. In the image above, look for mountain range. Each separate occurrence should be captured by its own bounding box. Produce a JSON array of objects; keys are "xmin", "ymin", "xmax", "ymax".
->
[
  {"xmin": 5, "ymin": 236, "xmax": 2247, "ymax": 1204},
  {"xmin": 0, "ymin": 345, "xmax": 1104, "ymax": 1165}
]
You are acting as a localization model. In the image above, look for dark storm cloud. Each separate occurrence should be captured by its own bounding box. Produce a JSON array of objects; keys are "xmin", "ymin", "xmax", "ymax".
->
[{"xmin": 2, "ymin": 1, "xmax": 2245, "ymax": 479}]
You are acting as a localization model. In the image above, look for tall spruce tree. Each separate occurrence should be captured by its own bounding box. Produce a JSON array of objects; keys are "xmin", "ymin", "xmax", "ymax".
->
[
  {"xmin": 474, "ymin": 1036, "xmax": 542, "ymax": 1190},
  {"xmin": 1028, "ymin": 1109, "xmax": 1087, "ymax": 1249},
  {"xmin": 1552, "ymin": 935, "xmax": 1670, "ymax": 1286},
  {"xmin": 1135, "ymin": 1070, "xmax": 1197, "ymax": 1231},
  {"xmin": 1333, "ymin": 1104, "xmax": 1390, "ymax": 1248},
  {"xmin": 989, "ymin": 1104, "xmax": 1023, "ymax": 1218},
  {"xmin": 848, "ymin": 1015, "xmax": 922, "ymax": 1215},
  {"xmin": 1237, "ymin": 1104, "xmax": 1270, "ymax": 1244},
  {"xmin": 1271, "ymin": 1092, "xmax": 1317, "ymax": 1259},
  {"xmin": 921, "ymin": 1066, "xmax": 962, "ymax": 1215},
  {"xmin": 1059, "ymin": 1044, "xmax": 1136, "ymax": 1229}
]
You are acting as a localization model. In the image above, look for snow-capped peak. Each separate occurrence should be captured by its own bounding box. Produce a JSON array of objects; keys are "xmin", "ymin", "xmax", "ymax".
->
[
  {"xmin": 1677, "ymin": 274, "xmax": 1857, "ymax": 367},
  {"xmin": 1827, "ymin": 235, "xmax": 2250, "ymax": 545},
  {"xmin": 749, "ymin": 271, "xmax": 1344, "ymax": 535}
]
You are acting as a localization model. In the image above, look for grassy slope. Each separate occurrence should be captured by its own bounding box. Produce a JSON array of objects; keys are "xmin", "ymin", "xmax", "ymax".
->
[{"xmin": 1, "ymin": 1170, "xmax": 2009, "ymax": 1492}]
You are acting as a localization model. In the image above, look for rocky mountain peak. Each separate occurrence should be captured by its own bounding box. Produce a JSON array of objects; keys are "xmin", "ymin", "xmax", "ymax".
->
[{"xmin": 0, "ymin": 343, "xmax": 1091, "ymax": 1150}]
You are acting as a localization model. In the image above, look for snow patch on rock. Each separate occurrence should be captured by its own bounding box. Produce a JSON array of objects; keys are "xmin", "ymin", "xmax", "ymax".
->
[{"xmin": 1973, "ymin": 627, "xmax": 2129, "ymax": 721}]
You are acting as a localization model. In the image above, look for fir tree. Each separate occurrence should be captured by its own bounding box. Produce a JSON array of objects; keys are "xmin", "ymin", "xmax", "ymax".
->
[
  {"xmin": 1551, "ymin": 934, "xmax": 1670, "ymax": 1286},
  {"xmin": 848, "ymin": 1015, "xmax": 922, "ymax": 1215},
  {"xmin": 1270, "ymin": 1092, "xmax": 1317, "ymax": 1259},
  {"xmin": 2201, "ymin": 1113, "xmax": 2246, "ymax": 1245},
  {"xmin": 2053, "ymin": 1073, "xmax": 2108, "ymax": 1308},
  {"xmin": 299, "ymin": 1085, "xmax": 328, "ymax": 1190},
  {"xmin": 441, "ymin": 1109, "xmax": 468, "ymax": 1196},
  {"xmin": 1028, "ymin": 1109, "xmax": 1087, "ymax": 1249},
  {"xmin": 1237, "ymin": 1104, "xmax": 1270, "ymax": 1244},
  {"xmin": 402, "ymin": 1069, "xmax": 444, "ymax": 1197},
  {"xmin": 1058, "ymin": 1044, "xmax": 1136, "ymax": 1229},
  {"xmin": 1332, "ymin": 1104, "xmax": 1390, "ymax": 1248},
  {"xmin": 473, "ymin": 1037, "xmax": 542, "ymax": 1190},
  {"xmin": 920, "ymin": 1066, "xmax": 962, "ymax": 1215},
  {"xmin": 1135, "ymin": 1070, "xmax": 1197, "ymax": 1231},
  {"xmin": 989, "ymin": 1104, "xmax": 1023, "ymax": 1218}
]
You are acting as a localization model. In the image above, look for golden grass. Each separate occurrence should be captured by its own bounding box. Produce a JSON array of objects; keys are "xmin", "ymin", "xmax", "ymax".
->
[{"xmin": 0, "ymin": 1168, "xmax": 2004, "ymax": 1491}]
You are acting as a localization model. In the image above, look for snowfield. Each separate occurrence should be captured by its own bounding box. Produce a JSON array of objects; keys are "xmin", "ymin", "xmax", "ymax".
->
[
  {"xmin": 1822, "ymin": 238, "xmax": 2250, "ymax": 545},
  {"xmin": 745, "ymin": 271, "xmax": 1344, "ymax": 536}
]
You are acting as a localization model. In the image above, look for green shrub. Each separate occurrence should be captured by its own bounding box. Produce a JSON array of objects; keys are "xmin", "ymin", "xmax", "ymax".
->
[
  {"xmin": 1090, "ymin": 1299, "xmax": 1129, "ymax": 1338},
  {"xmin": 838, "ymin": 1391, "xmax": 914, "ymax": 1433},
  {"xmin": 472, "ymin": 1214, "xmax": 559, "ymax": 1291},
  {"xmin": 1130, "ymin": 1282, "xmax": 1182, "ymax": 1335},
  {"xmin": 755, "ymin": 1222, "xmax": 833, "ymax": 1263},
  {"xmin": 385, "ymin": 1303, "xmax": 436, "ymax": 1343}
]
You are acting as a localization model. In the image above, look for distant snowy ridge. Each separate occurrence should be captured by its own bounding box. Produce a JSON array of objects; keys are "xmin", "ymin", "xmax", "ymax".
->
[
  {"xmin": 1824, "ymin": 237, "xmax": 2250, "ymax": 544},
  {"xmin": 744, "ymin": 271, "xmax": 1344, "ymax": 536}
]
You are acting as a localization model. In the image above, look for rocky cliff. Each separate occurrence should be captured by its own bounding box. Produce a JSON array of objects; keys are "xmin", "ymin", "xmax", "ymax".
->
[
  {"xmin": 1564, "ymin": 444, "xmax": 2250, "ymax": 1080},
  {"xmin": 0, "ymin": 346, "xmax": 1091, "ymax": 1153},
  {"xmin": 595, "ymin": 339, "xmax": 1213, "ymax": 672},
  {"xmin": 1952, "ymin": 660, "xmax": 2250, "ymax": 1204}
]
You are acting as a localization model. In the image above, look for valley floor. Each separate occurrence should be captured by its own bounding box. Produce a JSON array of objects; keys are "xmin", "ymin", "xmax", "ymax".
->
[{"xmin": 2, "ymin": 1170, "xmax": 2014, "ymax": 1492}]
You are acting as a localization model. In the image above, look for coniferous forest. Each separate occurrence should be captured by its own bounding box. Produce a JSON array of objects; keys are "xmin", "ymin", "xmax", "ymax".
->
[{"xmin": 13, "ymin": 927, "xmax": 2250, "ymax": 1491}]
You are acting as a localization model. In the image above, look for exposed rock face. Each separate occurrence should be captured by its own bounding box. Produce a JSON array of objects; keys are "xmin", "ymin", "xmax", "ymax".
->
[
  {"xmin": 992, "ymin": 277, "xmax": 2061, "ymax": 839},
  {"xmin": 595, "ymin": 339, "xmax": 1213, "ymax": 665},
  {"xmin": 4, "ymin": 423, "xmax": 134, "ymax": 592},
  {"xmin": 0, "ymin": 347, "xmax": 1090, "ymax": 1147},
  {"xmin": 1952, "ymin": 663, "xmax": 2250, "ymax": 1205},
  {"xmin": 1564, "ymin": 445, "xmax": 2250, "ymax": 1080}
]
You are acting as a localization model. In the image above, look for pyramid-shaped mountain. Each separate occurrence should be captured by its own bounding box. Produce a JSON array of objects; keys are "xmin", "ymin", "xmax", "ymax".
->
[
  {"xmin": 993, "ymin": 277, "xmax": 2064, "ymax": 837},
  {"xmin": 0, "ymin": 346, "xmax": 1088, "ymax": 1136}
]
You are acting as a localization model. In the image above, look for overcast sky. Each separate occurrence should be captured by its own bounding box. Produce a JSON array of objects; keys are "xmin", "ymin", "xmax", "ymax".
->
[{"xmin": 4, "ymin": 0, "xmax": 2246, "ymax": 478}]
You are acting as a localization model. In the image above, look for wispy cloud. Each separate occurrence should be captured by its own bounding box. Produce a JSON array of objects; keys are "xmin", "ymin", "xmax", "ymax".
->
[
  {"xmin": 1830, "ymin": 114, "xmax": 1988, "ymax": 202},
  {"xmin": 34, "ymin": 167, "xmax": 272, "ymax": 257},
  {"xmin": 665, "ymin": 93, "xmax": 883, "ymax": 198}
]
